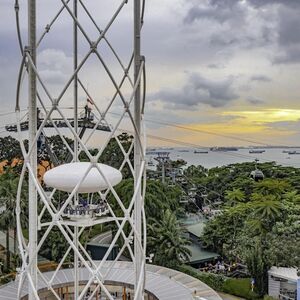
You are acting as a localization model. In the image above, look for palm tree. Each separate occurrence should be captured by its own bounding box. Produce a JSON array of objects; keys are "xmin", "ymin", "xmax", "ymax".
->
[
  {"xmin": 254, "ymin": 179, "xmax": 290, "ymax": 199},
  {"xmin": 39, "ymin": 229, "xmax": 69, "ymax": 262},
  {"xmin": 283, "ymin": 190, "xmax": 300, "ymax": 204},
  {"xmin": 246, "ymin": 218, "xmax": 265, "ymax": 236},
  {"xmin": 245, "ymin": 241, "xmax": 267, "ymax": 296},
  {"xmin": 251, "ymin": 194, "xmax": 282, "ymax": 220},
  {"xmin": 147, "ymin": 210, "xmax": 191, "ymax": 268},
  {"xmin": 0, "ymin": 208, "xmax": 13, "ymax": 270},
  {"xmin": 225, "ymin": 188, "xmax": 245, "ymax": 206},
  {"xmin": 110, "ymin": 179, "xmax": 181, "ymax": 220},
  {"xmin": 0, "ymin": 171, "xmax": 18, "ymax": 270},
  {"xmin": 184, "ymin": 165, "xmax": 207, "ymax": 178},
  {"xmin": 0, "ymin": 168, "xmax": 28, "ymax": 270}
]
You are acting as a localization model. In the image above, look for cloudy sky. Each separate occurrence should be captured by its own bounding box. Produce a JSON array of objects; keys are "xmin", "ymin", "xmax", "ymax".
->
[{"xmin": 1, "ymin": 0, "xmax": 300, "ymax": 147}]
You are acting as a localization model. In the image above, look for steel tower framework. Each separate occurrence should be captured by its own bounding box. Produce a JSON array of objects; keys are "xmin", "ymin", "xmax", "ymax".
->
[{"xmin": 14, "ymin": 0, "xmax": 146, "ymax": 299}]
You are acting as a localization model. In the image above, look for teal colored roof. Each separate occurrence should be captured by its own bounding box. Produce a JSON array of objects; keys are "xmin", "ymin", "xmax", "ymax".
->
[
  {"xmin": 187, "ymin": 244, "xmax": 220, "ymax": 264},
  {"xmin": 180, "ymin": 214, "xmax": 203, "ymax": 225},
  {"xmin": 186, "ymin": 222, "xmax": 206, "ymax": 238}
]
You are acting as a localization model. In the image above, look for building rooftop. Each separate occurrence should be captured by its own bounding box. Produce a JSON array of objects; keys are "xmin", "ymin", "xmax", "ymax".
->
[
  {"xmin": 186, "ymin": 222, "xmax": 206, "ymax": 238},
  {"xmin": 268, "ymin": 267, "xmax": 298, "ymax": 283},
  {"xmin": 187, "ymin": 244, "xmax": 220, "ymax": 264}
]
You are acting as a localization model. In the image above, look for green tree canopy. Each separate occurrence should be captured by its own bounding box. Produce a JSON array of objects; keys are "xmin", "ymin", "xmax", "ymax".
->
[{"xmin": 147, "ymin": 209, "xmax": 191, "ymax": 268}]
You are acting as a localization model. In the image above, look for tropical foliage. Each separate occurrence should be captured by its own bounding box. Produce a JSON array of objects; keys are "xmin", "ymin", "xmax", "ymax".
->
[
  {"xmin": 108, "ymin": 178, "xmax": 190, "ymax": 267},
  {"xmin": 188, "ymin": 164, "xmax": 300, "ymax": 296},
  {"xmin": 147, "ymin": 209, "xmax": 191, "ymax": 268},
  {"xmin": 0, "ymin": 134, "xmax": 299, "ymax": 298},
  {"xmin": 0, "ymin": 167, "xmax": 28, "ymax": 271}
]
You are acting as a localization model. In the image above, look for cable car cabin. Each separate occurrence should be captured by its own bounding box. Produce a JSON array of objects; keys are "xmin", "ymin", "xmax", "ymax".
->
[{"xmin": 250, "ymin": 169, "xmax": 264, "ymax": 181}]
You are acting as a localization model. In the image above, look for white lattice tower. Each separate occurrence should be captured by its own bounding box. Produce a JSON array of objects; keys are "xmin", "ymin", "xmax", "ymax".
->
[{"xmin": 14, "ymin": 0, "xmax": 146, "ymax": 299}]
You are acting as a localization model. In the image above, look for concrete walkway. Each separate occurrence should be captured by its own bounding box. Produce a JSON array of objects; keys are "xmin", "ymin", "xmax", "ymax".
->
[{"xmin": 90, "ymin": 230, "xmax": 112, "ymax": 244}]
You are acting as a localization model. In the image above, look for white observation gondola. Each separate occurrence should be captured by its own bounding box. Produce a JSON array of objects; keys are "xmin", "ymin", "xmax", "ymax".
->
[{"xmin": 44, "ymin": 162, "xmax": 122, "ymax": 220}]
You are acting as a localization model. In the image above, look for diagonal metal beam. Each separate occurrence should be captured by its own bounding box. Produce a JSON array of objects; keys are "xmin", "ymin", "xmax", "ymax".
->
[{"xmin": 16, "ymin": 1, "xmax": 147, "ymax": 299}]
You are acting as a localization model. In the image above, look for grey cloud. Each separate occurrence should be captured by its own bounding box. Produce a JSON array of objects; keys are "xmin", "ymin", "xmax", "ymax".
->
[
  {"xmin": 184, "ymin": 0, "xmax": 245, "ymax": 24},
  {"xmin": 250, "ymin": 75, "xmax": 272, "ymax": 82},
  {"xmin": 266, "ymin": 120, "xmax": 300, "ymax": 132},
  {"xmin": 209, "ymin": 28, "xmax": 273, "ymax": 52},
  {"xmin": 274, "ymin": 45, "xmax": 300, "ymax": 64},
  {"xmin": 194, "ymin": 0, "xmax": 299, "ymax": 10},
  {"xmin": 144, "ymin": 106, "xmax": 191, "ymax": 129},
  {"xmin": 38, "ymin": 49, "xmax": 73, "ymax": 85},
  {"xmin": 273, "ymin": 6, "xmax": 300, "ymax": 64},
  {"xmin": 247, "ymin": 0, "xmax": 300, "ymax": 8},
  {"xmin": 39, "ymin": 70, "xmax": 69, "ymax": 85},
  {"xmin": 246, "ymin": 96, "xmax": 265, "ymax": 105},
  {"xmin": 150, "ymin": 72, "xmax": 239, "ymax": 109},
  {"xmin": 184, "ymin": 6, "xmax": 233, "ymax": 24},
  {"xmin": 184, "ymin": 0, "xmax": 276, "ymax": 56},
  {"xmin": 199, "ymin": 0, "xmax": 300, "ymax": 65},
  {"xmin": 261, "ymin": 26, "xmax": 275, "ymax": 44},
  {"xmin": 278, "ymin": 7, "xmax": 300, "ymax": 46},
  {"xmin": 0, "ymin": 31, "xmax": 21, "ymax": 111},
  {"xmin": 210, "ymin": 36, "xmax": 240, "ymax": 47},
  {"xmin": 207, "ymin": 63, "xmax": 225, "ymax": 69},
  {"xmin": 209, "ymin": 0, "xmax": 240, "ymax": 6}
]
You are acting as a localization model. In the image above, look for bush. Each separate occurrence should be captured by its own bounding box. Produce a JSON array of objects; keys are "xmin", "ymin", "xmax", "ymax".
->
[
  {"xmin": 223, "ymin": 278, "xmax": 260, "ymax": 300},
  {"xmin": 178, "ymin": 265, "xmax": 260, "ymax": 300},
  {"xmin": 0, "ymin": 273, "xmax": 15, "ymax": 286},
  {"xmin": 177, "ymin": 265, "xmax": 226, "ymax": 292}
]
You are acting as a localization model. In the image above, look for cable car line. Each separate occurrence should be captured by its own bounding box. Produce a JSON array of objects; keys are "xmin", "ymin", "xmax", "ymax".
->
[{"xmin": 1, "ymin": 110, "xmax": 300, "ymax": 167}]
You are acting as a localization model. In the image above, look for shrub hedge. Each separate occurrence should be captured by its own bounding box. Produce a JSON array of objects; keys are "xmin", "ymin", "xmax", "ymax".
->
[{"xmin": 178, "ymin": 265, "xmax": 260, "ymax": 300}]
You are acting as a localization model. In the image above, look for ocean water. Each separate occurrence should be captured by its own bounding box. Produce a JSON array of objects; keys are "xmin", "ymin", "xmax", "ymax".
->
[{"xmin": 146, "ymin": 148, "xmax": 300, "ymax": 169}]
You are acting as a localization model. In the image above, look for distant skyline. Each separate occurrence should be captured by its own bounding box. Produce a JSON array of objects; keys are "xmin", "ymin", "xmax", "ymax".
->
[{"xmin": 1, "ymin": 0, "xmax": 300, "ymax": 147}]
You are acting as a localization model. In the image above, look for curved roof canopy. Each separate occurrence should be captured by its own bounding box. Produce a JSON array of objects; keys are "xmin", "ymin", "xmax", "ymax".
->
[{"xmin": 0, "ymin": 261, "xmax": 222, "ymax": 300}]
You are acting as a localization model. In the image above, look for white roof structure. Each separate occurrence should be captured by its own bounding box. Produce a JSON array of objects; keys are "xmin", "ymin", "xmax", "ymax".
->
[
  {"xmin": 268, "ymin": 267, "xmax": 299, "ymax": 283},
  {"xmin": 0, "ymin": 261, "xmax": 222, "ymax": 300},
  {"xmin": 44, "ymin": 162, "xmax": 122, "ymax": 193}
]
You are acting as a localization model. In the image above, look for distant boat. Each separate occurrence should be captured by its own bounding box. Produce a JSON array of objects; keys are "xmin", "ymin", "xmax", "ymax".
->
[
  {"xmin": 194, "ymin": 150, "xmax": 208, "ymax": 154},
  {"xmin": 288, "ymin": 151, "xmax": 300, "ymax": 155},
  {"xmin": 179, "ymin": 149, "xmax": 189, "ymax": 152},
  {"xmin": 282, "ymin": 150, "xmax": 290, "ymax": 153},
  {"xmin": 249, "ymin": 150, "xmax": 265, "ymax": 154},
  {"xmin": 164, "ymin": 147, "xmax": 174, "ymax": 150},
  {"xmin": 210, "ymin": 147, "xmax": 238, "ymax": 152}
]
